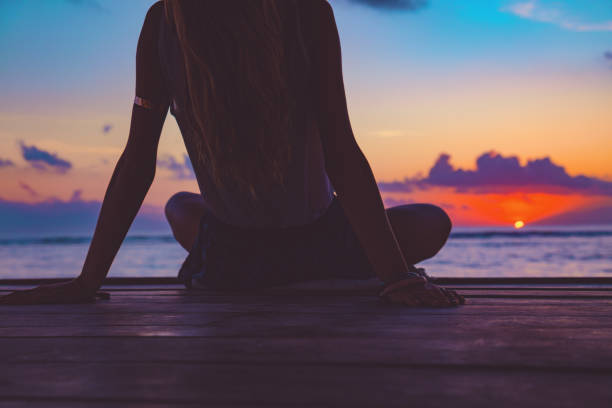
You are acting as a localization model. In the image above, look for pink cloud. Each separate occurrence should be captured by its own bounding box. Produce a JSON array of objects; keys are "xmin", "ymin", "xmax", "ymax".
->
[{"xmin": 378, "ymin": 151, "xmax": 612, "ymax": 196}]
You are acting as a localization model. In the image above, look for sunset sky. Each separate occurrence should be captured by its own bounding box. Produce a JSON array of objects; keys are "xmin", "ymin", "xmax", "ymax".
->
[{"xmin": 0, "ymin": 0, "xmax": 611, "ymax": 232}]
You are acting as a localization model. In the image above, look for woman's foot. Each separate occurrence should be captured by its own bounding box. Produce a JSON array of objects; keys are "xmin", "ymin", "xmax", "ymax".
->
[{"xmin": 381, "ymin": 277, "xmax": 465, "ymax": 307}]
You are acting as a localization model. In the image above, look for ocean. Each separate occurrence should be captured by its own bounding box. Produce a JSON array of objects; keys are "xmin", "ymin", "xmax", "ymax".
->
[{"xmin": 0, "ymin": 227, "xmax": 610, "ymax": 279}]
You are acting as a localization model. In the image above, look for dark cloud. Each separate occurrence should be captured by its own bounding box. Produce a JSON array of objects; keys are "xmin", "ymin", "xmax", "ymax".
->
[
  {"xmin": 0, "ymin": 197, "xmax": 168, "ymax": 235},
  {"xmin": 70, "ymin": 189, "xmax": 83, "ymax": 202},
  {"xmin": 157, "ymin": 154, "xmax": 195, "ymax": 180},
  {"xmin": 19, "ymin": 182, "xmax": 39, "ymax": 198},
  {"xmin": 534, "ymin": 205, "xmax": 612, "ymax": 226},
  {"xmin": 379, "ymin": 151, "xmax": 612, "ymax": 196},
  {"xmin": 378, "ymin": 180, "xmax": 414, "ymax": 193},
  {"xmin": 102, "ymin": 124, "xmax": 113, "ymax": 134},
  {"xmin": 378, "ymin": 177, "xmax": 429, "ymax": 192},
  {"xmin": 19, "ymin": 141, "xmax": 72, "ymax": 173},
  {"xmin": 605, "ymin": 51, "xmax": 612, "ymax": 60},
  {"xmin": 0, "ymin": 158, "xmax": 15, "ymax": 168},
  {"xmin": 382, "ymin": 196, "xmax": 414, "ymax": 207},
  {"xmin": 348, "ymin": 0, "xmax": 428, "ymax": 11}
]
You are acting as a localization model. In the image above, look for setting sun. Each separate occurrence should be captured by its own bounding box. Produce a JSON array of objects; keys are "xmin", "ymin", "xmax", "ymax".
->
[{"xmin": 514, "ymin": 220, "xmax": 525, "ymax": 229}]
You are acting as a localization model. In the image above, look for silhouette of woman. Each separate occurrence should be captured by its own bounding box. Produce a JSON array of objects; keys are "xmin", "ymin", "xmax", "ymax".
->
[{"xmin": 1, "ymin": 0, "xmax": 463, "ymax": 306}]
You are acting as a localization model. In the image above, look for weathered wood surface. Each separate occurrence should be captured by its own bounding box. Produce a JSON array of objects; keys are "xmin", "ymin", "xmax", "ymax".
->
[{"xmin": 1, "ymin": 280, "xmax": 611, "ymax": 407}]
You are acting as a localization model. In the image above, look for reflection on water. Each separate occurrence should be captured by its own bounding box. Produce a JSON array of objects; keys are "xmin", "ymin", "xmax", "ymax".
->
[
  {"xmin": 0, "ymin": 227, "xmax": 610, "ymax": 279},
  {"xmin": 422, "ymin": 228, "xmax": 612, "ymax": 277}
]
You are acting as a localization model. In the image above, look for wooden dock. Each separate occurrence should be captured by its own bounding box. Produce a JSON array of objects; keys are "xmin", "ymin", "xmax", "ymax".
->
[{"xmin": 1, "ymin": 278, "xmax": 611, "ymax": 407}]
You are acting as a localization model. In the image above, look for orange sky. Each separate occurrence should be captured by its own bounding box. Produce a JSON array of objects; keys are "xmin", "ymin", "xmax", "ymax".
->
[
  {"xmin": 1, "ymin": 0, "xmax": 611, "ymax": 228},
  {"xmin": 383, "ymin": 188, "xmax": 606, "ymax": 226}
]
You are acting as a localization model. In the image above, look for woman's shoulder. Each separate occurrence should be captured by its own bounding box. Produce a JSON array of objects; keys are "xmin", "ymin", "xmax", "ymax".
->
[
  {"xmin": 135, "ymin": 0, "xmax": 169, "ymax": 104},
  {"xmin": 140, "ymin": 0, "xmax": 165, "ymax": 38},
  {"xmin": 299, "ymin": 0, "xmax": 332, "ymax": 18},
  {"xmin": 138, "ymin": 1, "xmax": 165, "ymax": 57},
  {"xmin": 298, "ymin": 0, "xmax": 335, "ymax": 38},
  {"xmin": 297, "ymin": 0, "xmax": 335, "ymax": 43},
  {"xmin": 146, "ymin": 0, "xmax": 165, "ymax": 20}
]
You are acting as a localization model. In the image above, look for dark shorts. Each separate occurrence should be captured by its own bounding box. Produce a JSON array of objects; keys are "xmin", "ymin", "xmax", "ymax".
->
[{"xmin": 177, "ymin": 196, "xmax": 375, "ymax": 290}]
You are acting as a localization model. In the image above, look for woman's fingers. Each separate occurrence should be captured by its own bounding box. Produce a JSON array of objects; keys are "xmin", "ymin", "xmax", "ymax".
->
[
  {"xmin": 426, "ymin": 283, "xmax": 453, "ymax": 306},
  {"xmin": 386, "ymin": 290, "xmax": 419, "ymax": 306},
  {"xmin": 0, "ymin": 283, "xmax": 97, "ymax": 305},
  {"xmin": 383, "ymin": 281, "xmax": 465, "ymax": 307},
  {"xmin": 385, "ymin": 285, "xmax": 450, "ymax": 307},
  {"xmin": 441, "ymin": 288, "xmax": 459, "ymax": 306},
  {"xmin": 442, "ymin": 287, "xmax": 466, "ymax": 305},
  {"xmin": 380, "ymin": 282, "xmax": 466, "ymax": 308},
  {"xmin": 450, "ymin": 288, "xmax": 466, "ymax": 305},
  {"xmin": 0, "ymin": 289, "xmax": 37, "ymax": 305},
  {"xmin": 412, "ymin": 289, "xmax": 443, "ymax": 307},
  {"xmin": 95, "ymin": 291, "xmax": 111, "ymax": 300},
  {"xmin": 417, "ymin": 283, "xmax": 449, "ymax": 307}
]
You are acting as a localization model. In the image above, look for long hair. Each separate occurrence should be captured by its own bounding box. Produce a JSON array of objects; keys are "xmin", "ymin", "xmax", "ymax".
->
[{"xmin": 163, "ymin": 0, "xmax": 311, "ymax": 202}]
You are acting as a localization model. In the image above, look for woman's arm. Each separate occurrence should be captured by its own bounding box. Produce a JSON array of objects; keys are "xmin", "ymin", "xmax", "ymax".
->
[
  {"xmin": 1, "ymin": 3, "xmax": 170, "ymax": 305},
  {"xmin": 313, "ymin": 2, "xmax": 459, "ymax": 307},
  {"xmin": 75, "ymin": 105, "xmax": 167, "ymax": 294},
  {"xmin": 314, "ymin": 2, "xmax": 412, "ymax": 285},
  {"xmin": 78, "ymin": 0, "xmax": 170, "ymax": 291}
]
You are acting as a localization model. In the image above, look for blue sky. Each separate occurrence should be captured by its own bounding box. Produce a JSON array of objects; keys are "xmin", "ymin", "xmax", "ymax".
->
[
  {"xmin": 1, "ymin": 0, "xmax": 610, "ymax": 114},
  {"xmin": 0, "ymin": 0, "xmax": 611, "ymax": 228}
]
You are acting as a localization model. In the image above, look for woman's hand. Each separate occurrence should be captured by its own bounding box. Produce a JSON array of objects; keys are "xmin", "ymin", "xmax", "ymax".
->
[
  {"xmin": 382, "ymin": 280, "xmax": 465, "ymax": 307},
  {"xmin": 0, "ymin": 279, "xmax": 108, "ymax": 305}
]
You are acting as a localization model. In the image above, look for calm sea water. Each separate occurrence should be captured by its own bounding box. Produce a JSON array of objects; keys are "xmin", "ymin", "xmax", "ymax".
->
[{"xmin": 0, "ymin": 227, "xmax": 610, "ymax": 279}]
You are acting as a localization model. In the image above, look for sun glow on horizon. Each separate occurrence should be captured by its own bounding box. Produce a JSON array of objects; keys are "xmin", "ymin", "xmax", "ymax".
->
[{"xmin": 514, "ymin": 220, "xmax": 525, "ymax": 229}]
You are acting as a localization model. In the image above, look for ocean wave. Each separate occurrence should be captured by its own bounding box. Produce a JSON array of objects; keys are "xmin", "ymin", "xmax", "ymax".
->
[
  {"xmin": 1, "ymin": 230, "xmax": 611, "ymax": 246},
  {"xmin": 0, "ymin": 235, "xmax": 176, "ymax": 246}
]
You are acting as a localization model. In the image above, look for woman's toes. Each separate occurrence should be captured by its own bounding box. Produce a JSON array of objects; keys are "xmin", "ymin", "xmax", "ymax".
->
[
  {"xmin": 440, "ymin": 288, "xmax": 458, "ymax": 306},
  {"xmin": 447, "ymin": 288, "xmax": 464, "ymax": 305},
  {"xmin": 451, "ymin": 289, "xmax": 465, "ymax": 305}
]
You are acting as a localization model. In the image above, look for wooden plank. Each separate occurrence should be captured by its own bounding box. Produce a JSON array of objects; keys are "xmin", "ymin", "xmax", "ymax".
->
[
  {"xmin": 0, "ymin": 285, "xmax": 611, "ymax": 407},
  {"xmin": 97, "ymin": 289, "xmax": 612, "ymax": 298},
  {"xmin": 1, "ymin": 297, "xmax": 611, "ymax": 317},
  {"xmin": 3, "ymin": 276, "xmax": 612, "ymax": 285},
  {"xmin": 446, "ymin": 285, "xmax": 612, "ymax": 290},
  {"xmin": 1, "ymin": 363, "xmax": 611, "ymax": 407},
  {"xmin": 0, "ymin": 401, "xmax": 200, "ymax": 408},
  {"xmin": 4, "ymin": 289, "xmax": 612, "ymax": 298},
  {"xmin": 1, "ymin": 309, "xmax": 612, "ymax": 329},
  {"xmin": 1, "ymin": 311, "xmax": 612, "ymax": 338},
  {"xmin": 457, "ymin": 290, "xmax": 612, "ymax": 298},
  {"xmin": 0, "ymin": 286, "xmax": 186, "ymax": 292},
  {"xmin": 3, "ymin": 281, "xmax": 612, "ymax": 293},
  {"xmin": 1, "ymin": 335, "xmax": 611, "ymax": 370}
]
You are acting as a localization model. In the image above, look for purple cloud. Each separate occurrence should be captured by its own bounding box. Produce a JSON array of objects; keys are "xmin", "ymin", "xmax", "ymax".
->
[
  {"xmin": 378, "ymin": 180, "xmax": 414, "ymax": 193},
  {"xmin": 382, "ymin": 196, "xmax": 415, "ymax": 207},
  {"xmin": 19, "ymin": 182, "xmax": 39, "ymax": 198},
  {"xmin": 535, "ymin": 205, "xmax": 612, "ymax": 226},
  {"xmin": 19, "ymin": 141, "xmax": 72, "ymax": 173},
  {"xmin": 0, "ymin": 196, "xmax": 168, "ymax": 235},
  {"xmin": 348, "ymin": 0, "xmax": 427, "ymax": 11},
  {"xmin": 379, "ymin": 151, "xmax": 612, "ymax": 196},
  {"xmin": 102, "ymin": 124, "xmax": 113, "ymax": 134},
  {"xmin": 70, "ymin": 189, "xmax": 83, "ymax": 202},
  {"xmin": 0, "ymin": 158, "xmax": 15, "ymax": 168},
  {"xmin": 605, "ymin": 51, "xmax": 612, "ymax": 60},
  {"xmin": 157, "ymin": 154, "xmax": 195, "ymax": 180}
]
